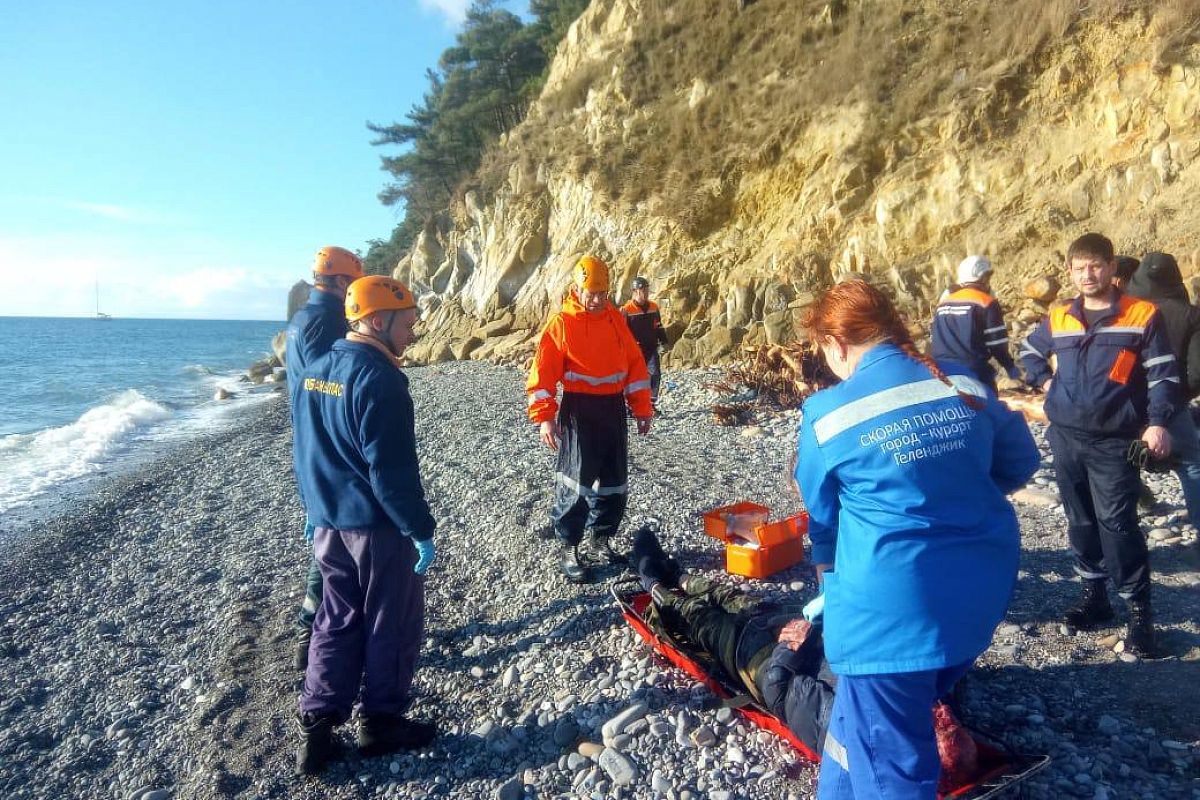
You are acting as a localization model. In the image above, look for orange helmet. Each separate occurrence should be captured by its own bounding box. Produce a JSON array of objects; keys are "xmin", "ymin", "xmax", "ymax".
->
[
  {"xmin": 345, "ymin": 276, "xmax": 416, "ymax": 322},
  {"xmin": 574, "ymin": 255, "xmax": 610, "ymax": 292},
  {"xmin": 313, "ymin": 246, "xmax": 364, "ymax": 278}
]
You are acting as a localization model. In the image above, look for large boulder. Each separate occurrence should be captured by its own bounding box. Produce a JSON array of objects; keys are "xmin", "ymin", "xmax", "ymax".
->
[
  {"xmin": 271, "ymin": 330, "xmax": 288, "ymax": 366},
  {"xmin": 1023, "ymin": 276, "xmax": 1060, "ymax": 305},
  {"xmin": 287, "ymin": 281, "xmax": 312, "ymax": 323}
]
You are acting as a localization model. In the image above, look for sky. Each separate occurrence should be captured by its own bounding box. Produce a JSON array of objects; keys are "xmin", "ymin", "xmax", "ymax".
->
[{"xmin": 0, "ymin": 0, "xmax": 477, "ymax": 320}]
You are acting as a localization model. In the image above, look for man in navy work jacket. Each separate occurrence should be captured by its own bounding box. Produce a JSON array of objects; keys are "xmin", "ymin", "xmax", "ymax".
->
[
  {"xmin": 286, "ymin": 246, "xmax": 364, "ymax": 671},
  {"xmin": 931, "ymin": 255, "xmax": 1020, "ymax": 390},
  {"xmin": 1020, "ymin": 232, "xmax": 1180, "ymax": 658},
  {"xmin": 292, "ymin": 275, "xmax": 437, "ymax": 775}
]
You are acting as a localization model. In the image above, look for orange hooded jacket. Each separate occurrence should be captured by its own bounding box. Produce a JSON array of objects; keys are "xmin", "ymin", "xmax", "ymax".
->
[{"xmin": 527, "ymin": 290, "xmax": 653, "ymax": 423}]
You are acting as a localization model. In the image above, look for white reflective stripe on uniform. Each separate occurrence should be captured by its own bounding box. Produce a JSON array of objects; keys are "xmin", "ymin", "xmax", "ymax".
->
[
  {"xmin": 1149, "ymin": 376, "xmax": 1181, "ymax": 388},
  {"xmin": 564, "ymin": 370, "xmax": 627, "ymax": 386},
  {"xmin": 1144, "ymin": 354, "xmax": 1176, "ymax": 368},
  {"xmin": 528, "ymin": 389, "xmax": 552, "ymax": 404},
  {"xmin": 1052, "ymin": 330, "xmax": 1086, "ymax": 339},
  {"xmin": 936, "ymin": 306, "xmax": 971, "ymax": 315},
  {"xmin": 984, "ymin": 337, "xmax": 1009, "ymax": 346},
  {"xmin": 813, "ymin": 377, "xmax": 984, "ymax": 445},
  {"xmin": 1099, "ymin": 326, "xmax": 1146, "ymax": 335},
  {"xmin": 984, "ymin": 325, "xmax": 1007, "ymax": 334},
  {"xmin": 1020, "ymin": 341, "xmax": 1047, "ymax": 359},
  {"xmin": 823, "ymin": 730, "xmax": 849, "ymax": 771},
  {"xmin": 625, "ymin": 379, "xmax": 651, "ymax": 394},
  {"xmin": 1074, "ymin": 565, "xmax": 1109, "ymax": 580},
  {"xmin": 556, "ymin": 472, "xmax": 628, "ymax": 497}
]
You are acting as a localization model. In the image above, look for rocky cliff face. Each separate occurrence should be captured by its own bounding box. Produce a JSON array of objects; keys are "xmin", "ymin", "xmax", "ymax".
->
[{"xmin": 397, "ymin": 0, "xmax": 1200, "ymax": 367}]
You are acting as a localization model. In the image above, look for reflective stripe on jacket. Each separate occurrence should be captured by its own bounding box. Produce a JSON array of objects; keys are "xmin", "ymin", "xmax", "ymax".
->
[
  {"xmin": 1020, "ymin": 292, "xmax": 1180, "ymax": 435},
  {"xmin": 795, "ymin": 343, "xmax": 1039, "ymax": 675},
  {"xmin": 930, "ymin": 286, "xmax": 1015, "ymax": 381},
  {"xmin": 527, "ymin": 290, "xmax": 653, "ymax": 422},
  {"xmin": 621, "ymin": 299, "xmax": 669, "ymax": 358}
]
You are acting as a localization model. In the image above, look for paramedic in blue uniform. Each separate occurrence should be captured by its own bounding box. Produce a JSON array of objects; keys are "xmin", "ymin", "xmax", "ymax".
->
[
  {"xmin": 286, "ymin": 245, "xmax": 364, "ymax": 671},
  {"xmin": 794, "ymin": 279, "xmax": 1040, "ymax": 800},
  {"xmin": 292, "ymin": 275, "xmax": 438, "ymax": 776},
  {"xmin": 1020, "ymin": 233, "xmax": 1179, "ymax": 658},
  {"xmin": 931, "ymin": 255, "xmax": 1020, "ymax": 391}
]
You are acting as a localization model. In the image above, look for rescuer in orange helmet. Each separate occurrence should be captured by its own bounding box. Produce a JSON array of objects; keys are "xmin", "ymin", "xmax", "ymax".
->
[
  {"xmin": 293, "ymin": 275, "xmax": 438, "ymax": 773},
  {"xmin": 287, "ymin": 246, "xmax": 365, "ymax": 671},
  {"xmin": 527, "ymin": 255, "xmax": 654, "ymax": 583}
]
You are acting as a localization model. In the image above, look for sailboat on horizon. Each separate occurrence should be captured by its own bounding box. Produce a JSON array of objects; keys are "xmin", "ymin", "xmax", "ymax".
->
[{"xmin": 95, "ymin": 279, "xmax": 112, "ymax": 320}]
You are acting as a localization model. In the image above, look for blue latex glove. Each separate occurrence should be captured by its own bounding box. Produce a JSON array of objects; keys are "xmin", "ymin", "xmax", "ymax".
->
[
  {"xmin": 802, "ymin": 593, "xmax": 825, "ymax": 623},
  {"xmin": 303, "ymin": 519, "xmax": 316, "ymax": 544},
  {"xmin": 414, "ymin": 538, "xmax": 436, "ymax": 575}
]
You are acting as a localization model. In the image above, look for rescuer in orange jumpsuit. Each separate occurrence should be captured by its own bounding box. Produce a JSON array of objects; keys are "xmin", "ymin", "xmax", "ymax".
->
[{"xmin": 527, "ymin": 255, "xmax": 654, "ymax": 583}]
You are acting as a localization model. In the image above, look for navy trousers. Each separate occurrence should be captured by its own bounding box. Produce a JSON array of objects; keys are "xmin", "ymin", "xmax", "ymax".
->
[
  {"xmin": 1047, "ymin": 425, "xmax": 1151, "ymax": 601},
  {"xmin": 299, "ymin": 526, "xmax": 425, "ymax": 722},
  {"xmin": 818, "ymin": 662, "xmax": 972, "ymax": 800},
  {"xmin": 551, "ymin": 392, "xmax": 629, "ymax": 544}
]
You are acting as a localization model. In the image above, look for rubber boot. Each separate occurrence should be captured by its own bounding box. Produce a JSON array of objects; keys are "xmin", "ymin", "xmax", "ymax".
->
[
  {"xmin": 358, "ymin": 714, "xmax": 436, "ymax": 756},
  {"xmin": 1124, "ymin": 599, "xmax": 1158, "ymax": 658},
  {"xmin": 581, "ymin": 528, "xmax": 626, "ymax": 565},
  {"xmin": 559, "ymin": 542, "xmax": 593, "ymax": 584},
  {"xmin": 295, "ymin": 713, "xmax": 340, "ymax": 776},
  {"xmin": 1062, "ymin": 578, "xmax": 1115, "ymax": 630},
  {"xmin": 295, "ymin": 626, "xmax": 312, "ymax": 672}
]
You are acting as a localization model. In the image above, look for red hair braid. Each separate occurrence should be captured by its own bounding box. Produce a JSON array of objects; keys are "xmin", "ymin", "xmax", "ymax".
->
[{"xmin": 803, "ymin": 279, "xmax": 984, "ymax": 410}]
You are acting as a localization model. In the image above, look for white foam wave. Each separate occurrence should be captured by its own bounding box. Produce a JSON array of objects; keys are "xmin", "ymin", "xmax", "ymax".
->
[{"xmin": 0, "ymin": 390, "xmax": 171, "ymax": 513}]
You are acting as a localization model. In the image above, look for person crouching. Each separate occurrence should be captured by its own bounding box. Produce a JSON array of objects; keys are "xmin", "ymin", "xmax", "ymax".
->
[{"xmin": 292, "ymin": 275, "xmax": 438, "ymax": 775}]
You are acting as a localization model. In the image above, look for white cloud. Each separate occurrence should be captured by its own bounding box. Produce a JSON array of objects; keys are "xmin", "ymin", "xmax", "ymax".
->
[
  {"xmin": 417, "ymin": 0, "xmax": 469, "ymax": 25},
  {"xmin": 62, "ymin": 201, "xmax": 182, "ymax": 226}
]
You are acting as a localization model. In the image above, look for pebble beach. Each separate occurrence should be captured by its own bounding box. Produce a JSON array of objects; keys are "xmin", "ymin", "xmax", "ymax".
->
[{"xmin": 0, "ymin": 362, "xmax": 1198, "ymax": 800}]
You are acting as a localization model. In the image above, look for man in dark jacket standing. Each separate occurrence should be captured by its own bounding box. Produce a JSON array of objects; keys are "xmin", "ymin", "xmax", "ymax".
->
[
  {"xmin": 292, "ymin": 275, "xmax": 437, "ymax": 774},
  {"xmin": 1127, "ymin": 251, "xmax": 1200, "ymax": 526},
  {"xmin": 286, "ymin": 246, "xmax": 364, "ymax": 670},
  {"xmin": 621, "ymin": 276, "xmax": 670, "ymax": 409},
  {"xmin": 1020, "ymin": 233, "xmax": 1180, "ymax": 658},
  {"xmin": 931, "ymin": 255, "xmax": 1020, "ymax": 390}
]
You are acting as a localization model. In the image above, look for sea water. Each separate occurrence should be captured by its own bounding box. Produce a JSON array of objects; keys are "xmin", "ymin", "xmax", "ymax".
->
[{"xmin": 0, "ymin": 316, "xmax": 283, "ymax": 522}]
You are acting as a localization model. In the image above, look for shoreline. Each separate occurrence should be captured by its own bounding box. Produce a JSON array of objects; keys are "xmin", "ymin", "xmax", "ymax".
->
[{"xmin": 0, "ymin": 362, "xmax": 1196, "ymax": 799}]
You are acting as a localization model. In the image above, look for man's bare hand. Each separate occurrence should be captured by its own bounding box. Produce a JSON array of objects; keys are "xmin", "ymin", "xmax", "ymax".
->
[
  {"xmin": 635, "ymin": 416, "xmax": 652, "ymax": 435},
  {"xmin": 777, "ymin": 619, "xmax": 813, "ymax": 652},
  {"xmin": 1041, "ymin": 379, "xmax": 1053, "ymax": 393},
  {"xmin": 1143, "ymin": 425, "xmax": 1171, "ymax": 459},
  {"xmin": 539, "ymin": 420, "xmax": 561, "ymax": 451}
]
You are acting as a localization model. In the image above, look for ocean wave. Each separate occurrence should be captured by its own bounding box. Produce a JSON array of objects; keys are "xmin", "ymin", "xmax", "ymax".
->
[
  {"xmin": 182, "ymin": 364, "xmax": 217, "ymax": 376},
  {"xmin": 0, "ymin": 390, "xmax": 171, "ymax": 513}
]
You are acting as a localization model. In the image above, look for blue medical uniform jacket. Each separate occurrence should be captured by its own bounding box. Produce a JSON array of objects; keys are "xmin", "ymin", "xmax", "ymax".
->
[
  {"xmin": 795, "ymin": 343, "xmax": 1039, "ymax": 676},
  {"xmin": 293, "ymin": 340, "xmax": 436, "ymax": 541}
]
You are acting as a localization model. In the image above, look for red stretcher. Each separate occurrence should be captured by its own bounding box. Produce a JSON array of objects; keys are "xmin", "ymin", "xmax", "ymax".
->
[{"xmin": 613, "ymin": 582, "xmax": 1050, "ymax": 799}]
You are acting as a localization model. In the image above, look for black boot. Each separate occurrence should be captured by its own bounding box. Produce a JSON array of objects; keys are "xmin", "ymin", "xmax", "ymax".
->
[
  {"xmin": 581, "ymin": 528, "xmax": 626, "ymax": 565},
  {"xmin": 295, "ymin": 626, "xmax": 312, "ymax": 672},
  {"xmin": 295, "ymin": 713, "xmax": 341, "ymax": 776},
  {"xmin": 631, "ymin": 526, "xmax": 682, "ymax": 591},
  {"xmin": 1063, "ymin": 579, "xmax": 1115, "ymax": 630},
  {"xmin": 358, "ymin": 714, "xmax": 436, "ymax": 756},
  {"xmin": 559, "ymin": 542, "xmax": 594, "ymax": 584},
  {"xmin": 1124, "ymin": 599, "xmax": 1158, "ymax": 658}
]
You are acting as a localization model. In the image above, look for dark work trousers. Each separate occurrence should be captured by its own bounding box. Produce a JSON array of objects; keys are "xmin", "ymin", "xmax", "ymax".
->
[
  {"xmin": 645, "ymin": 351, "xmax": 662, "ymax": 403},
  {"xmin": 299, "ymin": 526, "xmax": 425, "ymax": 722},
  {"xmin": 1047, "ymin": 425, "xmax": 1151, "ymax": 601},
  {"xmin": 663, "ymin": 585, "xmax": 753, "ymax": 681},
  {"xmin": 551, "ymin": 392, "xmax": 628, "ymax": 545}
]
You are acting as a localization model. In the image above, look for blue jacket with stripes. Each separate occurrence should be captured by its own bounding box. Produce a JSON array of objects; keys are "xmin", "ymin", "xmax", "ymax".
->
[
  {"xmin": 1020, "ymin": 291, "xmax": 1180, "ymax": 437},
  {"xmin": 931, "ymin": 285, "xmax": 1017, "ymax": 386},
  {"xmin": 292, "ymin": 339, "xmax": 436, "ymax": 541},
  {"xmin": 795, "ymin": 344, "xmax": 1039, "ymax": 676}
]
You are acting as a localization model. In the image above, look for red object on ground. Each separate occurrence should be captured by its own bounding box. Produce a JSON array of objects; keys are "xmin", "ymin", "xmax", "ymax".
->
[
  {"xmin": 614, "ymin": 587, "xmax": 1049, "ymax": 800},
  {"xmin": 935, "ymin": 701, "xmax": 980, "ymax": 795}
]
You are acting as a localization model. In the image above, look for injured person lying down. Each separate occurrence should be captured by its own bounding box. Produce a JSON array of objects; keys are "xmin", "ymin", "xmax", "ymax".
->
[{"xmin": 630, "ymin": 527, "xmax": 979, "ymax": 792}]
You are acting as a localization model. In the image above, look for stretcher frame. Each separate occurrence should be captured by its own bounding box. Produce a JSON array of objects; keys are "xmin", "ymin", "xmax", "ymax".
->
[{"xmin": 612, "ymin": 581, "xmax": 1050, "ymax": 799}]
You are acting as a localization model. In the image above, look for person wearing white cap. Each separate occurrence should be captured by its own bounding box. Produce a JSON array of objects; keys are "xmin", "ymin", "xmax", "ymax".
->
[{"xmin": 931, "ymin": 255, "xmax": 1020, "ymax": 391}]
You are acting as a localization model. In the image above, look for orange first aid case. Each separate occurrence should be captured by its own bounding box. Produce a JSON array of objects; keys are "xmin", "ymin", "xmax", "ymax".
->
[{"xmin": 701, "ymin": 502, "xmax": 808, "ymax": 579}]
